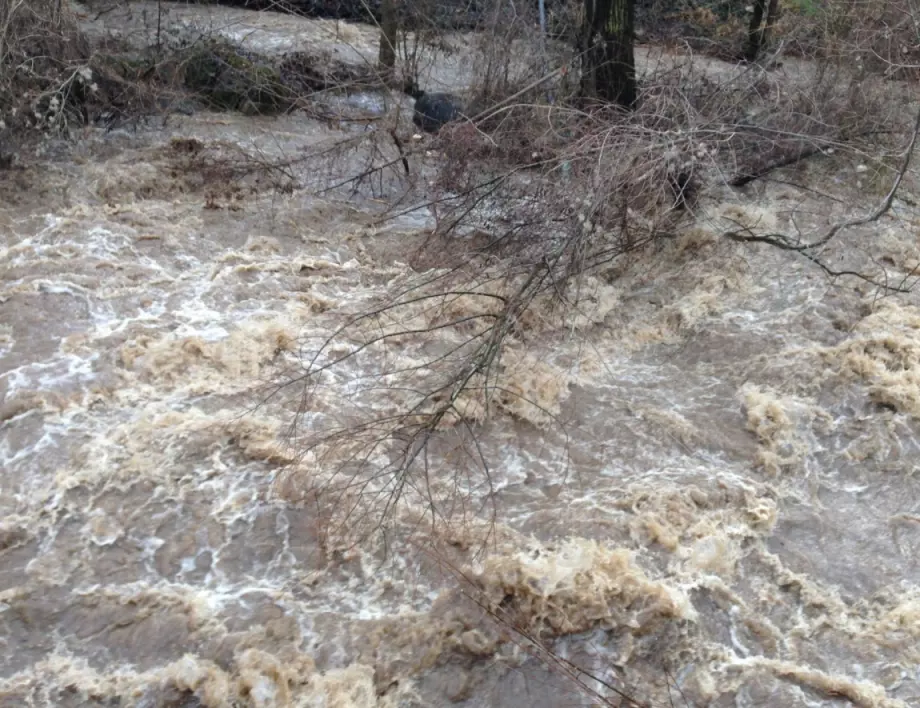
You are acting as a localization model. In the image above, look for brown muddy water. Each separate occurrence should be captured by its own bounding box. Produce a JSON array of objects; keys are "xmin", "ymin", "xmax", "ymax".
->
[{"xmin": 3, "ymin": 5, "xmax": 920, "ymax": 708}]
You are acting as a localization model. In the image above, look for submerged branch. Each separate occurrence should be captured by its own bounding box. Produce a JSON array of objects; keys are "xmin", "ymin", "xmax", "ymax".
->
[{"xmin": 724, "ymin": 103, "xmax": 920, "ymax": 292}]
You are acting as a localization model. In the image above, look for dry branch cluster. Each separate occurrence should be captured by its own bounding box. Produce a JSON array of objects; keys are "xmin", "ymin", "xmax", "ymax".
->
[
  {"xmin": 0, "ymin": 0, "xmax": 90, "ymax": 136},
  {"xmin": 3, "ymin": 0, "xmax": 912, "ymax": 544},
  {"xmin": 5, "ymin": 0, "xmax": 920, "ymax": 705},
  {"xmin": 242, "ymin": 0, "xmax": 920, "ymax": 551}
]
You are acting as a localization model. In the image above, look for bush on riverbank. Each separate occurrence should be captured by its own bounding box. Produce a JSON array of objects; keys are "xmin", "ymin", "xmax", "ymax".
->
[
  {"xmin": 0, "ymin": 0, "xmax": 90, "ymax": 143},
  {"xmin": 251, "ymin": 0, "xmax": 919, "ymax": 566},
  {"xmin": 0, "ymin": 2, "xmax": 345, "ymax": 156}
]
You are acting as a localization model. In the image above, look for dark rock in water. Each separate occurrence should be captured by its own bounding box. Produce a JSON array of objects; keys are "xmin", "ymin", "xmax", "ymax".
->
[{"xmin": 411, "ymin": 91, "xmax": 465, "ymax": 133}]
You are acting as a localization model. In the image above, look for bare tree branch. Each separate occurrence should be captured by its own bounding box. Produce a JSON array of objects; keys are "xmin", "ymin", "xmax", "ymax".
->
[{"xmin": 723, "ymin": 102, "xmax": 920, "ymax": 292}]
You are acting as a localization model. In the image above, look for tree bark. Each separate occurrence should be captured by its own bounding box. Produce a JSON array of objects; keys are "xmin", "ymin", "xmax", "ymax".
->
[
  {"xmin": 579, "ymin": 0, "xmax": 637, "ymax": 108},
  {"xmin": 378, "ymin": 0, "xmax": 398, "ymax": 76},
  {"xmin": 743, "ymin": 0, "xmax": 779, "ymax": 62}
]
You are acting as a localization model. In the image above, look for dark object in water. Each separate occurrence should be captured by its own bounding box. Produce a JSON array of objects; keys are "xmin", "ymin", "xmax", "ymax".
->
[{"xmin": 405, "ymin": 81, "xmax": 464, "ymax": 133}]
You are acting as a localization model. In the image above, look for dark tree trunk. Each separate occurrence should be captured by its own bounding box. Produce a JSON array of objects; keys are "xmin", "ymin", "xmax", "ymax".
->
[
  {"xmin": 579, "ymin": 0, "xmax": 637, "ymax": 108},
  {"xmin": 743, "ymin": 0, "xmax": 779, "ymax": 62},
  {"xmin": 378, "ymin": 0, "xmax": 398, "ymax": 75}
]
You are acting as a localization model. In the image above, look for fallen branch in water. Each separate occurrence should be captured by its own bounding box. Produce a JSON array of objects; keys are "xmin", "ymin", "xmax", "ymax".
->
[
  {"xmin": 728, "ymin": 142, "xmax": 827, "ymax": 187},
  {"xmin": 724, "ymin": 102, "xmax": 920, "ymax": 293}
]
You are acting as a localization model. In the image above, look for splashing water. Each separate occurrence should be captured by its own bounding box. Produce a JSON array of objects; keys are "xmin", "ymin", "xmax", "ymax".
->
[{"xmin": 2, "ymin": 6, "xmax": 920, "ymax": 708}]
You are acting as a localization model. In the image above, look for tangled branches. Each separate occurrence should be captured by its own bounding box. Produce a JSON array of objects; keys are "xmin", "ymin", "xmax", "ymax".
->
[
  {"xmin": 252, "ymin": 39, "xmax": 920, "ymax": 546},
  {"xmin": 267, "ymin": 210, "xmax": 648, "ymax": 547},
  {"xmin": 151, "ymin": 0, "xmax": 910, "ymax": 548},
  {"xmin": 724, "ymin": 102, "xmax": 920, "ymax": 292},
  {"xmin": 0, "ymin": 0, "xmax": 92, "ymax": 136}
]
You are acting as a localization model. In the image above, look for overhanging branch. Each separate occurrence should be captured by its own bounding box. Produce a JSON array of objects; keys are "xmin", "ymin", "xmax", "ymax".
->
[{"xmin": 723, "ymin": 103, "xmax": 920, "ymax": 292}]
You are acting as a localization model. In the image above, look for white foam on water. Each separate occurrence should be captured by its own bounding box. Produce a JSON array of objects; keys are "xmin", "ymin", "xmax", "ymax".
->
[{"xmin": 2, "ymin": 34, "xmax": 920, "ymax": 707}]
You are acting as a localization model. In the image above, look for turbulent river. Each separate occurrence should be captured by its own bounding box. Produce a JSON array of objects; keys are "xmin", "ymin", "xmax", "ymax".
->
[{"xmin": 2, "ymin": 3, "xmax": 920, "ymax": 707}]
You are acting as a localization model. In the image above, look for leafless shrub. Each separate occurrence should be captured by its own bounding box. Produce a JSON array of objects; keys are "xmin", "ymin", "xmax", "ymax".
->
[
  {"xmin": 293, "ymin": 32, "xmax": 914, "ymax": 550},
  {"xmin": 779, "ymin": 0, "xmax": 920, "ymax": 80},
  {"xmin": 0, "ymin": 1, "xmax": 171, "ymax": 140},
  {"xmin": 0, "ymin": 0, "xmax": 84, "ymax": 78},
  {"xmin": 0, "ymin": 0, "xmax": 91, "ymax": 135},
  {"xmin": 144, "ymin": 0, "xmax": 907, "ymax": 547}
]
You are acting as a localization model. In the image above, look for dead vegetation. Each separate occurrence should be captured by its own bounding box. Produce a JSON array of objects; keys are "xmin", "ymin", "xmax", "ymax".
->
[
  {"xmin": 246, "ymin": 1, "xmax": 920, "ymax": 561},
  {"xmin": 5, "ymin": 1, "xmax": 915, "ymax": 544},
  {"xmin": 7, "ymin": 1, "xmax": 920, "ymax": 706},
  {"xmin": 0, "ymin": 0, "xmax": 91, "ymax": 137},
  {"xmin": 0, "ymin": 0, "xmax": 389, "ymax": 152}
]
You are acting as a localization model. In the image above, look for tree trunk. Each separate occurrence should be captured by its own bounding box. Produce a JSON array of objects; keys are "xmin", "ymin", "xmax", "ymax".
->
[
  {"xmin": 743, "ymin": 0, "xmax": 779, "ymax": 62},
  {"xmin": 378, "ymin": 0, "xmax": 398, "ymax": 76},
  {"xmin": 579, "ymin": 0, "xmax": 637, "ymax": 108}
]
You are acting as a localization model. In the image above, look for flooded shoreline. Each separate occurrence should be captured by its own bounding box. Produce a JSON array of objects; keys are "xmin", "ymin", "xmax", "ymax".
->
[{"xmin": 2, "ymin": 3, "xmax": 920, "ymax": 707}]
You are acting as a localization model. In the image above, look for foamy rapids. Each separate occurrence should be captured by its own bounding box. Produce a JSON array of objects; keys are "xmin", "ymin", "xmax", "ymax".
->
[{"xmin": 2, "ymin": 41, "xmax": 920, "ymax": 708}]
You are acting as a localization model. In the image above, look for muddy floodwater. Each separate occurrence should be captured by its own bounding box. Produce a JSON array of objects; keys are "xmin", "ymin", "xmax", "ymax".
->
[{"xmin": 2, "ymin": 4, "xmax": 920, "ymax": 708}]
